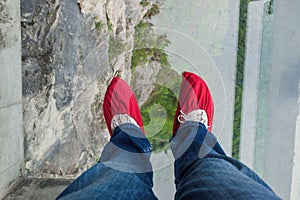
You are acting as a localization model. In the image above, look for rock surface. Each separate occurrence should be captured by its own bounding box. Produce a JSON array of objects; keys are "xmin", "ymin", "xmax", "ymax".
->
[
  {"xmin": 131, "ymin": 61, "xmax": 161, "ymax": 106},
  {"xmin": 21, "ymin": 0, "xmax": 149, "ymax": 178}
]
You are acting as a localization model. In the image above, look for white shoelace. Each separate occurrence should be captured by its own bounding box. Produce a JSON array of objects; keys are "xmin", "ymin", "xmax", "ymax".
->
[
  {"xmin": 111, "ymin": 114, "xmax": 139, "ymax": 130},
  {"xmin": 178, "ymin": 109, "xmax": 209, "ymax": 129}
]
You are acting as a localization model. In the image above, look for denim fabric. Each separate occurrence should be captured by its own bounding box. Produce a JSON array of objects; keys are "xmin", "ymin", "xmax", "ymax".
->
[
  {"xmin": 171, "ymin": 121, "xmax": 280, "ymax": 200},
  {"xmin": 57, "ymin": 122, "xmax": 280, "ymax": 200},
  {"xmin": 57, "ymin": 124, "xmax": 157, "ymax": 200}
]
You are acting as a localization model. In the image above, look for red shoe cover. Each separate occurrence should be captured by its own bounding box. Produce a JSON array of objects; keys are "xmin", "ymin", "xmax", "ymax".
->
[
  {"xmin": 173, "ymin": 72, "xmax": 214, "ymax": 134},
  {"xmin": 103, "ymin": 77, "xmax": 145, "ymax": 136}
]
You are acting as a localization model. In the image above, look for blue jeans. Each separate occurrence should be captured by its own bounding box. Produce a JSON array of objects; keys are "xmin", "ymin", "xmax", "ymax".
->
[{"xmin": 57, "ymin": 122, "xmax": 280, "ymax": 200}]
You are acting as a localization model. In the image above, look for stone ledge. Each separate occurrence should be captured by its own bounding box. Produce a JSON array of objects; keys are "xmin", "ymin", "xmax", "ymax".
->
[{"xmin": 3, "ymin": 178, "xmax": 73, "ymax": 200}]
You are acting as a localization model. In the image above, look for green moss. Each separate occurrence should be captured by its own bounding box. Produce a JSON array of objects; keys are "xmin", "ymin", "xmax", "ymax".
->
[
  {"xmin": 133, "ymin": 64, "xmax": 181, "ymax": 152},
  {"xmin": 106, "ymin": 14, "xmax": 113, "ymax": 31},
  {"xmin": 141, "ymin": 81, "xmax": 179, "ymax": 151},
  {"xmin": 232, "ymin": 0, "xmax": 249, "ymax": 159},
  {"xmin": 130, "ymin": 4, "xmax": 179, "ymax": 151},
  {"xmin": 140, "ymin": 0, "xmax": 150, "ymax": 7},
  {"xmin": 268, "ymin": 0, "xmax": 274, "ymax": 15},
  {"xmin": 131, "ymin": 21, "xmax": 170, "ymax": 71},
  {"xmin": 144, "ymin": 4, "xmax": 160, "ymax": 19},
  {"xmin": 95, "ymin": 21, "xmax": 104, "ymax": 31}
]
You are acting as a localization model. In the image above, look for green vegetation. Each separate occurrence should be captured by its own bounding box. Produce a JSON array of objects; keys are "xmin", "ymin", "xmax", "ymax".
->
[
  {"xmin": 140, "ymin": 0, "xmax": 150, "ymax": 7},
  {"xmin": 95, "ymin": 21, "xmax": 104, "ymax": 31},
  {"xmin": 144, "ymin": 4, "xmax": 160, "ymax": 19},
  {"xmin": 106, "ymin": 14, "xmax": 113, "ymax": 31},
  {"xmin": 94, "ymin": 16, "xmax": 104, "ymax": 31},
  {"xmin": 130, "ymin": 5, "xmax": 181, "ymax": 151},
  {"xmin": 131, "ymin": 19, "xmax": 175, "ymax": 151},
  {"xmin": 141, "ymin": 84, "xmax": 178, "ymax": 150},
  {"xmin": 137, "ymin": 63, "xmax": 181, "ymax": 152},
  {"xmin": 267, "ymin": 0, "xmax": 274, "ymax": 14},
  {"xmin": 131, "ymin": 21, "xmax": 170, "ymax": 71},
  {"xmin": 232, "ymin": 0, "xmax": 249, "ymax": 159}
]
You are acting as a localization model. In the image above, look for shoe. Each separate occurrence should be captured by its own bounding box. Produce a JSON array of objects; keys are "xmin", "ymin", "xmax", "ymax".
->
[
  {"xmin": 173, "ymin": 72, "xmax": 214, "ymax": 134},
  {"xmin": 103, "ymin": 77, "xmax": 145, "ymax": 136}
]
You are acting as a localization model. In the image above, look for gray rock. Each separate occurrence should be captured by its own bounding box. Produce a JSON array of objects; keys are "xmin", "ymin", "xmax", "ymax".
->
[
  {"xmin": 21, "ymin": 0, "xmax": 147, "ymax": 178},
  {"xmin": 132, "ymin": 61, "xmax": 161, "ymax": 106}
]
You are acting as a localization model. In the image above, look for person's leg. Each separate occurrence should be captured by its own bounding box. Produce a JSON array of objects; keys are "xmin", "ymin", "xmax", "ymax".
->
[
  {"xmin": 171, "ymin": 72, "xmax": 280, "ymax": 200},
  {"xmin": 171, "ymin": 121, "xmax": 280, "ymax": 200},
  {"xmin": 57, "ymin": 124, "xmax": 156, "ymax": 200},
  {"xmin": 57, "ymin": 77, "xmax": 157, "ymax": 200}
]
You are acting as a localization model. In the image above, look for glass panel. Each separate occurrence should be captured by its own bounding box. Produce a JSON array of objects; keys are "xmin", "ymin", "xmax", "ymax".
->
[{"xmin": 255, "ymin": 0, "xmax": 274, "ymax": 175}]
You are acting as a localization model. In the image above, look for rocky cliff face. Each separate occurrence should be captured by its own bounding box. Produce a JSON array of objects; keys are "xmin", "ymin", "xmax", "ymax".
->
[{"xmin": 21, "ymin": 0, "xmax": 150, "ymax": 178}]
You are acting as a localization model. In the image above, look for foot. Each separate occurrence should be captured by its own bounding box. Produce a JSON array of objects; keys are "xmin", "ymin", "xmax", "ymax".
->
[
  {"xmin": 173, "ymin": 72, "xmax": 214, "ymax": 134},
  {"xmin": 103, "ymin": 77, "xmax": 145, "ymax": 136}
]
